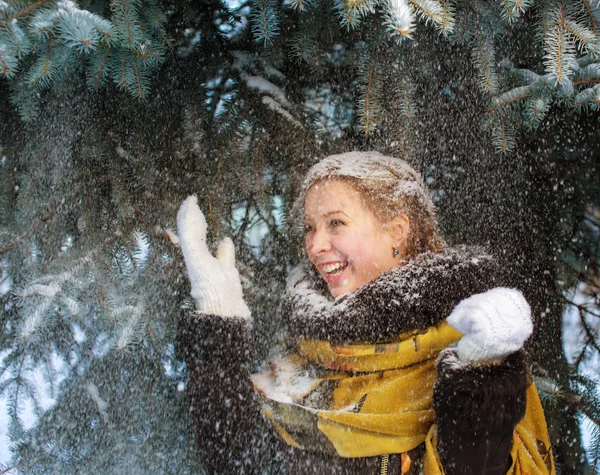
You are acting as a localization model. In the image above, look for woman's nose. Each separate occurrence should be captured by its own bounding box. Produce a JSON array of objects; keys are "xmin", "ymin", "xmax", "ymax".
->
[{"xmin": 307, "ymin": 228, "xmax": 331, "ymax": 255}]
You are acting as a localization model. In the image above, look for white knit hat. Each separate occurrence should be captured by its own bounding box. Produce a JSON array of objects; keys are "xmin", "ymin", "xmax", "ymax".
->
[{"xmin": 293, "ymin": 151, "xmax": 437, "ymax": 223}]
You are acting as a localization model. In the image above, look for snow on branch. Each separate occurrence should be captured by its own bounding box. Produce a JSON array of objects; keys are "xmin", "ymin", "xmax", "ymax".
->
[
  {"xmin": 262, "ymin": 96, "xmax": 302, "ymax": 126},
  {"xmin": 244, "ymin": 75, "xmax": 289, "ymax": 105},
  {"xmin": 19, "ymin": 299, "xmax": 52, "ymax": 339},
  {"xmin": 15, "ymin": 250, "xmax": 95, "ymax": 338},
  {"xmin": 408, "ymin": 0, "xmax": 443, "ymax": 26},
  {"xmin": 490, "ymin": 85, "xmax": 532, "ymax": 114},
  {"xmin": 113, "ymin": 304, "xmax": 145, "ymax": 350},
  {"xmin": 86, "ymin": 382, "xmax": 111, "ymax": 426},
  {"xmin": 383, "ymin": 0, "xmax": 415, "ymax": 39},
  {"xmin": 574, "ymin": 84, "xmax": 600, "ymax": 111},
  {"xmin": 574, "ymin": 63, "xmax": 600, "ymax": 86}
]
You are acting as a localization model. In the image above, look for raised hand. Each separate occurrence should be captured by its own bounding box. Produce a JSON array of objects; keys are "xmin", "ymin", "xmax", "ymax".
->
[
  {"xmin": 446, "ymin": 287, "xmax": 533, "ymax": 363},
  {"xmin": 177, "ymin": 196, "xmax": 251, "ymax": 319}
]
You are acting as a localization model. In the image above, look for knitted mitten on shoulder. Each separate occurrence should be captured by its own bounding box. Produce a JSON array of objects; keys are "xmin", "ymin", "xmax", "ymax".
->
[{"xmin": 447, "ymin": 287, "xmax": 533, "ymax": 364}]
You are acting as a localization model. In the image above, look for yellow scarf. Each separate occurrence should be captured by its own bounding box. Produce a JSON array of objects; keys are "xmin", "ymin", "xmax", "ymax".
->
[{"xmin": 251, "ymin": 322, "xmax": 555, "ymax": 474}]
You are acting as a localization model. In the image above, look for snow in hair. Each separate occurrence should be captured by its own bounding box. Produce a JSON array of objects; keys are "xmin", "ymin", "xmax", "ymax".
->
[{"xmin": 295, "ymin": 151, "xmax": 444, "ymax": 257}]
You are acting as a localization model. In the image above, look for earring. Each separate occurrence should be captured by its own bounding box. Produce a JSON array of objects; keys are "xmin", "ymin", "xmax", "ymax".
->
[{"xmin": 393, "ymin": 247, "xmax": 400, "ymax": 257}]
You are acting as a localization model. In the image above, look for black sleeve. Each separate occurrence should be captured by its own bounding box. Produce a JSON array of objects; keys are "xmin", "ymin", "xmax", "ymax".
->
[
  {"xmin": 433, "ymin": 350, "xmax": 529, "ymax": 475},
  {"xmin": 177, "ymin": 311, "xmax": 292, "ymax": 474}
]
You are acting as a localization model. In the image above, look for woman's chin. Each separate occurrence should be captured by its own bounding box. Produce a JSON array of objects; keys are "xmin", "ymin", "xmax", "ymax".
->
[{"xmin": 327, "ymin": 278, "xmax": 353, "ymax": 298}]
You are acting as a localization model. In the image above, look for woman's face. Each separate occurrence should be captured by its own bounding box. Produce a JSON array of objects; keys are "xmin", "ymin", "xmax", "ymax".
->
[{"xmin": 304, "ymin": 180, "xmax": 402, "ymax": 298}]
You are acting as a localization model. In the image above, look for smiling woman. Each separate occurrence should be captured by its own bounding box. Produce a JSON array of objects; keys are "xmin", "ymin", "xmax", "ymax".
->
[
  {"xmin": 176, "ymin": 151, "xmax": 555, "ymax": 474},
  {"xmin": 300, "ymin": 152, "xmax": 443, "ymax": 298},
  {"xmin": 303, "ymin": 180, "xmax": 406, "ymax": 297}
]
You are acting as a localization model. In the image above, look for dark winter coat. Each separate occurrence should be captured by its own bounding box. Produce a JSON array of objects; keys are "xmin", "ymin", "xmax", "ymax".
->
[{"xmin": 178, "ymin": 247, "xmax": 529, "ymax": 475}]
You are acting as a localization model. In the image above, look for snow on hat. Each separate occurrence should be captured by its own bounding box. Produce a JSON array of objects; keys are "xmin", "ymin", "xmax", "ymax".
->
[{"xmin": 294, "ymin": 151, "xmax": 436, "ymax": 221}]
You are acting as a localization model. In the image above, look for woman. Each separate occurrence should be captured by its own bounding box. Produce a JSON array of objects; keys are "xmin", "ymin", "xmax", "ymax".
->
[{"xmin": 177, "ymin": 151, "xmax": 554, "ymax": 474}]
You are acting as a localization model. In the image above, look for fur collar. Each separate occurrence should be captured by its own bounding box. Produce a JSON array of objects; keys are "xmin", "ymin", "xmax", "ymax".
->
[{"xmin": 283, "ymin": 246, "xmax": 504, "ymax": 344}]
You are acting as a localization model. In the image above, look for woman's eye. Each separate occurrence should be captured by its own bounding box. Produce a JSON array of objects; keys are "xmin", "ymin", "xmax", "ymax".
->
[
  {"xmin": 330, "ymin": 219, "xmax": 345, "ymax": 227},
  {"xmin": 303, "ymin": 224, "xmax": 313, "ymax": 233}
]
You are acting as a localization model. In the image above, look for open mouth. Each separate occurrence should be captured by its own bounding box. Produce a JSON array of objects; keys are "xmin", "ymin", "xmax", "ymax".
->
[{"xmin": 320, "ymin": 261, "xmax": 348, "ymax": 277}]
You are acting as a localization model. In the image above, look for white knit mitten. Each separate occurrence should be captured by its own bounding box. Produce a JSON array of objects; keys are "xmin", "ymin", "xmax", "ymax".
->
[
  {"xmin": 177, "ymin": 196, "xmax": 251, "ymax": 319},
  {"xmin": 447, "ymin": 287, "xmax": 533, "ymax": 363}
]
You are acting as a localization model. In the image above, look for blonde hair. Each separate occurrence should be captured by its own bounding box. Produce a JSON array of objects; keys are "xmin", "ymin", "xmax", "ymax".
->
[{"xmin": 295, "ymin": 151, "xmax": 445, "ymax": 259}]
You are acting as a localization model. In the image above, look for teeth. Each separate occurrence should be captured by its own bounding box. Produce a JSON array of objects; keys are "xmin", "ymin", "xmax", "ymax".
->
[{"xmin": 322, "ymin": 262, "xmax": 346, "ymax": 274}]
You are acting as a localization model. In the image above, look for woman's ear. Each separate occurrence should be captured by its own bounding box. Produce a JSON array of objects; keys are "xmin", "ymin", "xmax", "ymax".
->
[{"xmin": 388, "ymin": 213, "xmax": 410, "ymax": 243}]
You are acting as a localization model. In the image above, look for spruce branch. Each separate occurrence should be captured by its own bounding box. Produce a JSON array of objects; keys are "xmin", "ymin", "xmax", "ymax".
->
[
  {"xmin": 382, "ymin": 0, "xmax": 415, "ymax": 39},
  {"xmin": 499, "ymin": 0, "xmax": 534, "ymax": 24},
  {"xmin": 288, "ymin": 32, "xmax": 318, "ymax": 64},
  {"xmin": 579, "ymin": 307, "xmax": 600, "ymax": 356},
  {"xmin": 58, "ymin": 12, "xmax": 100, "ymax": 53},
  {"xmin": 544, "ymin": 4, "xmax": 577, "ymax": 85},
  {"xmin": 113, "ymin": 304, "xmax": 145, "ymax": 350},
  {"xmin": 563, "ymin": 18, "xmax": 597, "ymax": 53},
  {"xmin": 0, "ymin": 199, "xmax": 64, "ymax": 256},
  {"xmin": 573, "ymin": 83, "xmax": 600, "ymax": 110},
  {"xmin": 0, "ymin": 464, "xmax": 16, "ymax": 474},
  {"xmin": 0, "ymin": 0, "xmax": 49, "ymax": 27},
  {"xmin": 357, "ymin": 52, "xmax": 381, "ymax": 134},
  {"xmin": 110, "ymin": 52, "xmax": 151, "ymax": 98},
  {"xmin": 438, "ymin": 0, "xmax": 455, "ymax": 34},
  {"xmin": 534, "ymin": 374, "xmax": 600, "ymax": 429},
  {"xmin": 523, "ymin": 95, "xmax": 551, "ymax": 130},
  {"xmin": 1, "ymin": 19, "xmax": 32, "ymax": 58},
  {"xmin": 87, "ymin": 48, "xmax": 111, "ymax": 88},
  {"xmin": 472, "ymin": 24, "xmax": 499, "ymax": 94},
  {"xmin": 535, "ymin": 0, "xmax": 550, "ymax": 42},
  {"xmin": 581, "ymin": 0, "xmax": 597, "ymax": 34},
  {"xmin": 289, "ymin": 0, "xmax": 316, "ymax": 12},
  {"xmin": 573, "ymin": 62, "xmax": 600, "ymax": 85},
  {"xmin": 452, "ymin": 6, "xmax": 473, "ymax": 42},
  {"xmin": 489, "ymin": 85, "xmax": 532, "ymax": 114},
  {"xmin": 251, "ymin": 0, "xmax": 280, "ymax": 45},
  {"xmin": 591, "ymin": 424, "xmax": 600, "ymax": 472},
  {"xmin": 110, "ymin": 0, "xmax": 143, "ymax": 48},
  {"xmin": 547, "ymin": 386, "xmax": 600, "ymax": 428},
  {"xmin": 492, "ymin": 118, "xmax": 516, "ymax": 153},
  {"xmin": 407, "ymin": 0, "xmax": 443, "ymax": 25},
  {"xmin": 335, "ymin": 0, "xmax": 369, "ymax": 30},
  {"xmin": 0, "ymin": 43, "xmax": 19, "ymax": 77},
  {"xmin": 140, "ymin": 2, "xmax": 171, "ymax": 48},
  {"xmin": 29, "ymin": 8, "xmax": 59, "ymax": 41},
  {"xmin": 25, "ymin": 35, "xmax": 54, "ymax": 88}
]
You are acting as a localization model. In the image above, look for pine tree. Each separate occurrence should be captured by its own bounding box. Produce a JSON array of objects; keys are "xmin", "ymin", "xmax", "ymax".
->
[{"xmin": 1, "ymin": 0, "xmax": 599, "ymax": 472}]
